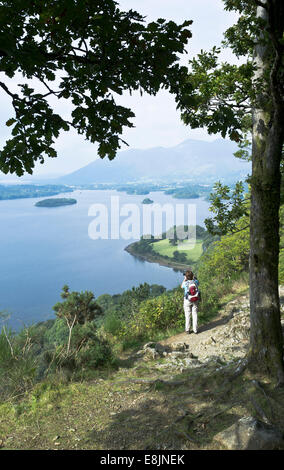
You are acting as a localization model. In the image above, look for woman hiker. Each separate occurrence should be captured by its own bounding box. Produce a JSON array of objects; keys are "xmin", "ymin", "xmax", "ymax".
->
[{"xmin": 181, "ymin": 270, "xmax": 199, "ymax": 334}]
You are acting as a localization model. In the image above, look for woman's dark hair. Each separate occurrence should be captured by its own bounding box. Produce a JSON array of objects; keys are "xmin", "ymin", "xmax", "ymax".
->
[{"xmin": 185, "ymin": 270, "xmax": 193, "ymax": 280}]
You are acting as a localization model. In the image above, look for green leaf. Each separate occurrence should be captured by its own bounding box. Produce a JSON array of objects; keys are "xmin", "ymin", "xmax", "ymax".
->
[{"xmin": 6, "ymin": 118, "xmax": 16, "ymax": 127}]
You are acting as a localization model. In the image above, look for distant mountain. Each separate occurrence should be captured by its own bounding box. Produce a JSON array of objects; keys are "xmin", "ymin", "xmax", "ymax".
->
[{"xmin": 57, "ymin": 138, "xmax": 251, "ymax": 185}]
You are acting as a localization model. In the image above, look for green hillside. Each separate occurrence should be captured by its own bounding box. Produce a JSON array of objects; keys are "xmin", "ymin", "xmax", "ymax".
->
[{"xmin": 152, "ymin": 238, "xmax": 203, "ymax": 264}]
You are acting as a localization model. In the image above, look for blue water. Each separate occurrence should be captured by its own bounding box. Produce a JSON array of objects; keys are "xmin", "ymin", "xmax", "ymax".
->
[{"xmin": 0, "ymin": 190, "xmax": 210, "ymax": 330}]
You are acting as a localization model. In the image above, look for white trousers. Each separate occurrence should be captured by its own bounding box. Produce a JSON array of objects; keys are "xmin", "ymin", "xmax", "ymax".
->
[{"xmin": 184, "ymin": 298, "xmax": 198, "ymax": 333}]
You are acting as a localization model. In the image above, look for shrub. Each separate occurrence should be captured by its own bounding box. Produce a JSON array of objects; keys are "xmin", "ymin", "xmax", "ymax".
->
[
  {"xmin": 0, "ymin": 327, "xmax": 38, "ymax": 400},
  {"xmin": 127, "ymin": 290, "xmax": 184, "ymax": 337},
  {"xmin": 44, "ymin": 318, "xmax": 69, "ymax": 347},
  {"xmin": 43, "ymin": 322, "xmax": 114, "ymax": 377},
  {"xmin": 71, "ymin": 323, "xmax": 114, "ymax": 370},
  {"xmin": 103, "ymin": 312, "xmax": 123, "ymax": 336}
]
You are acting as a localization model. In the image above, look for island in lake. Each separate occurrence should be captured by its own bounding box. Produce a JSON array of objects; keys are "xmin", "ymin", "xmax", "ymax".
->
[
  {"xmin": 142, "ymin": 198, "xmax": 154, "ymax": 204},
  {"xmin": 35, "ymin": 198, "xmax": 77, "ymax": 208}
]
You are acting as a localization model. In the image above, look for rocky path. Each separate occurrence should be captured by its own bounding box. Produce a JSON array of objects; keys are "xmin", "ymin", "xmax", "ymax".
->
[
  {"xmin": 160, "ymin": 293, "xmax": 250, "ymax": 363},
  {"xmin": 157, "ymin": 286, "xmax": 284, "ymax": 366},
  {"xmin": 131, "ymin": 286, "xmax": 284, "ymax": 381},
  {"xmin": 132, "ymin": 292, "xmax": 252, "ymax": 371}
]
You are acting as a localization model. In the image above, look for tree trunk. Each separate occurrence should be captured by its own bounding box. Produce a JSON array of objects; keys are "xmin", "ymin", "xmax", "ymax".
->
[{"xmin": 249, "ymin": 1, "xmax": 284, "ymax": 384}]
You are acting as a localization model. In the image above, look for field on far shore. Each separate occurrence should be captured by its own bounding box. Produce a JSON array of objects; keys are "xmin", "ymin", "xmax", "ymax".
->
[{"xmin": 152, "ymin": 238, "xmax": 203, "ymax": 263}]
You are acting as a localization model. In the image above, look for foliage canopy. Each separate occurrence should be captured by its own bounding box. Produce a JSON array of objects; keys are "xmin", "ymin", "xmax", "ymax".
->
[{"xmin": 0, "ymin": 0, "xmax": 192, "ymax": 175}]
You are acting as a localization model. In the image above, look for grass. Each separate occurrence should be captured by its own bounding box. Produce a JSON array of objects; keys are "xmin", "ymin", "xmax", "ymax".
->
[
  {"xmin": 152, "ymin": 238, "xmax": 203, "ymax": 263},
  {"xmin": 1, "ymin": 354, "xmax": 284, "ymax": 450},
  {"xmin": 218, "ymin": 277, "xmax": 250, "ymax": 306},
  {"xmin": 109, "ymin": 325, "xmax": 185, "ymax": 354}
]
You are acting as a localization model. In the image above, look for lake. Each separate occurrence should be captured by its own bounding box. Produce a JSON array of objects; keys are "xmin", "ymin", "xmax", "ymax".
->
[{"xmin": 0, "ymin": 189, "xmax": 211, "ymax": 330}]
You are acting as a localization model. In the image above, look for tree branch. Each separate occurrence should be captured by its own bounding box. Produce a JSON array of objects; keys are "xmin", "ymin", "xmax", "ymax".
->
[
  {"xmin": 230, "ymin": 224, "xmax": 250, "ymax": 235},
  {"xmin": 35, "ymin": 75, "xmax": 61, "ymax": 99},
  {"xmin": 3, "ymin": 325, "xmax": 15, "ymax": 358},
  {"xmin": 43, "ymin": 49, "xmax": 100, "ymax": 67},
  {"xmin": 253, "ymin": 0, "xmax": 268, "ymax": 9},
  {"xmin": 0, "ymin": 81, "xmax": 18, "ymax": 99}
]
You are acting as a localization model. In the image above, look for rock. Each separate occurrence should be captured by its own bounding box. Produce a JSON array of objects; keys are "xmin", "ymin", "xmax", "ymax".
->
[
  {"xmin": 189, "ymin": 352, "xmax": 198, "ymax": 359},
  {"xmin": 143, "ymin": 342, "xmax": 156, "ymax": 350},
  {"xmin": 143, "ymin": 347, "xmax": 159, "ymax": 359},
  {"xmin": 184, "ymin": 358, "xmax": 201, "ymax": 368},
  {"xmin": 214, "ymin": 416, "xmax": 284, "ymax": 450},
  {"xmin": 135, "ymin": 350, "xmax": 145, "ymax": 356},
  {"xmin": 170, "ymin": 342, "xmax": 189, "ymax": 352},
  {"xmin": 169, "ymin": 351, "xmax": 188, "ymax": 359},
  {"xmin": 155, "ymin": 343, "xmax": 172, "ymax": 355}
]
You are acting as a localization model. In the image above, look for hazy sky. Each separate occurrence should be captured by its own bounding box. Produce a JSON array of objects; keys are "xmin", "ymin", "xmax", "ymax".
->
[{"xmin": 0, "ymin": 0, "xmax": 240, "ymax": 180}]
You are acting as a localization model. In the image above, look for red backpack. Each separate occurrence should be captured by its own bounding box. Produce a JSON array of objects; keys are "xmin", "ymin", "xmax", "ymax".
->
[{"xmin": 186, "ymin": 282, "xmax": 199, "ymax": 302}]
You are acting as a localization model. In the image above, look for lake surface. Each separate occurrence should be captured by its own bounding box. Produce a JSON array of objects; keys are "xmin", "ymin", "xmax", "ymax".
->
[{"xmin": 0, "ymin": 190, "xmax": 210, "ymax": 330}]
